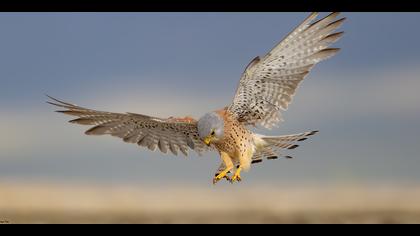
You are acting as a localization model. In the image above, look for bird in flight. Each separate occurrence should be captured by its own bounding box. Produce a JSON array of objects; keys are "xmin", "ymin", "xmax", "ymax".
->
[{"xmin": 48, "ymin": 12, "xmax": 345, "ymax": 184}]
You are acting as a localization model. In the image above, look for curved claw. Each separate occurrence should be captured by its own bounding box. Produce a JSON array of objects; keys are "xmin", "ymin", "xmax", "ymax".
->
[
  {"xmin": 213, "ymin": 176, "xmax": 221, "ymax": 185},
  {"xmin": 213, "ymin": 173, "xmax": 232, "ymax": 185},
  {"xmin": 230, "ymin": 175, "xmax": 242, "ymax": 183},
  {"xmin": 230, "ymin": 167, "xmax": 242, "ymax": 183}
]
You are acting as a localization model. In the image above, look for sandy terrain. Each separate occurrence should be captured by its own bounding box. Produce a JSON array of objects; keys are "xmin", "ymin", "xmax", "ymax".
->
[{"xmin": 1, "ymin": 182, "xmax": 420, "ymax": 223}]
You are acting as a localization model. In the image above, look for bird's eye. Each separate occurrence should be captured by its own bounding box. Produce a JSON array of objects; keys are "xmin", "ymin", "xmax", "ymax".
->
[{"xmin": 211, "ymin": 130, "xmax": 215, "ymax": 136}]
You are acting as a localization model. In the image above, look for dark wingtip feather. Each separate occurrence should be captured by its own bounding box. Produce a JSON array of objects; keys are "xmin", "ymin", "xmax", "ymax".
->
[
  {"xmin": 252, "ymin": 159, "xmax": 263, "ymax": 164},
  {"xmin": 69, "ymin": 118, "xmax": 96, "ymax": 125},
  {"xmin": 46, "ymin": 101, "xmax": 62, "ymax": 107},
  {"xmin": 267, "ymin": 156, "xmax": 278, "ymax": 160},
  {"xmin": 330, "ymin": 31, "xmax": 345, "ymax": 37},
  {"xmin": 284, "ymin": 156, "xmax": 294, "ymax": 159},
  {"xmin": 297, "ymin": 138, "xmax": 308, "ymax": 142},
  {"xmin": 322, "ymin": 31, "xmax": 345, "ymax": 43},
  {"xmin": 46, "ymin": 95, "xmax": 81, "ymax": 109},
  {"xmin": 323, "ymin": 48, "xmax": 341, "ymax": 53},
  {"xmin": 45, "ymin": 94, "xmax": 55, "ymax": 101},
  {"xmin": 323, "ymin": 12, "xmax": 341, "ymax": 21},
  {"xmin": 308, "ymin": 131, "xmax": 319, "ymax": 136},
  {"xmin": 288, "ymin": 144, "xmax": 299, "ymax": 150},
  {"xmin": 46, "ymin": 95, "xmax": 70, "ymax": 105},
  {"xmin": 328, "ymin": 17, "xmax": 346, "ymax": 27}
]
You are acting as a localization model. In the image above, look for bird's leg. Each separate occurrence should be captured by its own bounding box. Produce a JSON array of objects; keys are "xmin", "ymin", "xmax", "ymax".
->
[
  {"xmin": 213, "ymin": 151, "xmax": 234, "ymax": 185},
  {"xmin": 231, "ymin": 166, "xmax": 242, "ymax": 183},
  {"xmin": 231, "ymin": 148, "xmax": 252, "ymax": 183}
]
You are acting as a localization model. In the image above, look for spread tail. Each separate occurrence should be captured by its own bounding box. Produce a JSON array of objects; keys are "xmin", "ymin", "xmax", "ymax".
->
[{"xmin": 252, "ymin": 130, "xmax": 318, "ymax": 164}]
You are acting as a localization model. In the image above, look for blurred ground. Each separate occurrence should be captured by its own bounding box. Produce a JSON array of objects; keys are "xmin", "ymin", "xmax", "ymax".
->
[{"xmin": 1, "ymin": 182, "xmax": 420, "ymax": 224}]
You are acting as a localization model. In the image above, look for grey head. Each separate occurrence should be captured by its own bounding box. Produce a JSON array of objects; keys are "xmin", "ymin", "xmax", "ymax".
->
[{"xmin": 197, "ymin": 112, "xmax": 224, "ymax": 145}]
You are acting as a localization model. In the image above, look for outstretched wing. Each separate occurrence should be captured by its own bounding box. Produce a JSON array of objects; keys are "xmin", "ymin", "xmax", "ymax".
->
[
  {"xmin": 228, "ymin": 12, "xmax": 345, "ymax": 129},
  {"xmin": 47, "ymin": 96, "xmax": 210, "ymax": 156}
]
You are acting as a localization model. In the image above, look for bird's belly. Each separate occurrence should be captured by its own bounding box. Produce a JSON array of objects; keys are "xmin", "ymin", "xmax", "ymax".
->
[
  {"xmin": 215, "ymin": 142, "xmax": 237, "ymax": 158},
  {"xmin": 215, "ymin": 139, "xmax": 254, "ymax": 160}
]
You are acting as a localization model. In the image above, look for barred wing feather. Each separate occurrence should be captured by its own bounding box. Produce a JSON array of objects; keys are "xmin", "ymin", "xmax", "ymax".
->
[
  {"xmin": 228, "ymin": 12, "xmax": 345, "ymax": 129},
  {"xmin": 47, "ymin": 96, "xmax": 210, "ymax": 156}
]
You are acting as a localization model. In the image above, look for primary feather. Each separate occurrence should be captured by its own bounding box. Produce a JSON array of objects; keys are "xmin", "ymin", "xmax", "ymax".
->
[{"xmin": 228, "ymin": 12, "xmax": 345, "ymax": 129}]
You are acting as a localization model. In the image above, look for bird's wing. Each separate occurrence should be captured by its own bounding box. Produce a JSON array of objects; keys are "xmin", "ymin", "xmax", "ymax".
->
[
  {"xmin": 47, "ymin": 96, "xmax": 210, "ymax": 156},
  {"xmin": 228, "ymin": 12, "xmax": 345, "ymax": 129}
]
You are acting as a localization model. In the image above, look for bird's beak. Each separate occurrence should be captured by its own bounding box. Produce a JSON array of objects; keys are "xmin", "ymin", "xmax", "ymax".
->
[{"xmin": 203, "ymin": 136, "xmax": 212, "ymax": 146}]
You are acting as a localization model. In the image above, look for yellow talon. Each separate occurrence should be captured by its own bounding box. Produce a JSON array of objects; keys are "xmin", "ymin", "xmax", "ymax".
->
[
  {"xmin": 213, "ymin": 170, "xmax": 231, "ymax": 184},
  {"xmin": 231, "ymin": 167, "xmax": 242, "ymax": 183}
]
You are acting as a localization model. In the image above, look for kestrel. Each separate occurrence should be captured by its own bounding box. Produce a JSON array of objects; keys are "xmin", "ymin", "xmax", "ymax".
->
[{"xmin": 48, "ymin": 12, "xmax": 345, "ymax": 184}]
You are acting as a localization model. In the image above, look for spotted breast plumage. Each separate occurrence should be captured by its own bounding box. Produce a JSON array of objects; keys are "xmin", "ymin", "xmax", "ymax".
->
[{"xmin": 48, "ymin": 12, "xmax": 345, "ymax": 184}]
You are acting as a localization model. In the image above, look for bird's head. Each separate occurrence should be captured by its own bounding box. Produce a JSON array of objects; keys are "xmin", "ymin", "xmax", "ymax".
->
[{"xmin": 197, "ymin": 112, "xmax": 224, "ymax": 146}]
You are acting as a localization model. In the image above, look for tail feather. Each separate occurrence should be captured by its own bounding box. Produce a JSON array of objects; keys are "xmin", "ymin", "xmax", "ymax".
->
[
  {"xmin": 261, "ymin": 131, "xmax": 318, "ymax": 147},
  {"xmin": 251, "ymin": 131, "xmax": 318, "ymax": 164}
]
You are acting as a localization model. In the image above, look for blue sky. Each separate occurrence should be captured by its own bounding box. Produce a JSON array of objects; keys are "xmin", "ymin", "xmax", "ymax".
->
[{"xmin": 1, "ymin": 12, "xmax": 420, "ymax": 186}]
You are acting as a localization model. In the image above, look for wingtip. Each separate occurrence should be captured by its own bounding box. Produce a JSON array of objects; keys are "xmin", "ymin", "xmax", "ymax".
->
[
  {"xmin": 305, "ymin": 12, "xmax": 319, "ymax": 23},
  {"xmin": 46, "ymin": 101, "xmax": 60, "ymax": 107},
  {"xmin": 45, "ymin": 94, "xmax": 61, "ymax": 104},
  {"xmin": 45, "ymin": 95, "xmax": 77, "ymax": 107},
  {"xmin": 330, "ymin": 12, "xmax": 341, "ymax": 17},
  {"xmin": 332, "ymin": 17, "xmax": 347, "ymax": 26},
  {"xmin": 46, "ymin": 94, "xmax": 56, "ymax": 106},
  {"xmin": 328, "ymin": 47, "xmax": 341, "ymax": 52},
  {"xmin": 310, "ymin": 12, "xmax": 319, "ymax": 17},
  {"xmin": 308, "ymin": 130, "xmax": 319, "ymax": 136}
]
